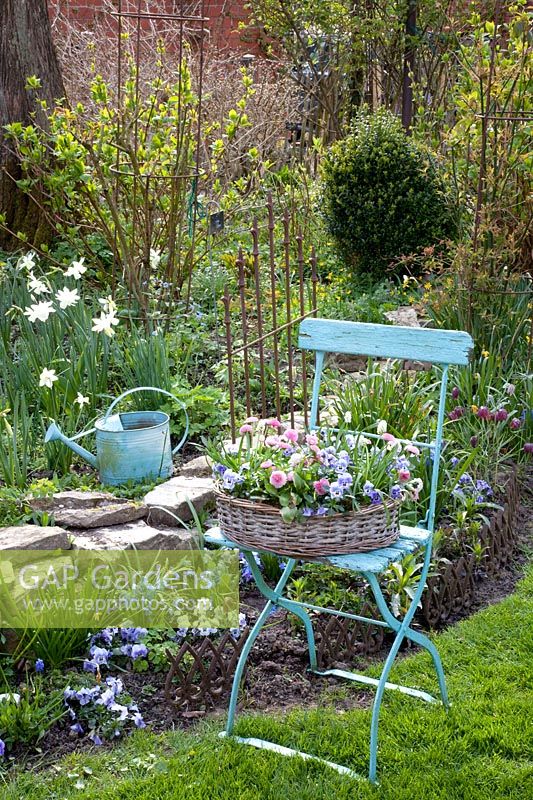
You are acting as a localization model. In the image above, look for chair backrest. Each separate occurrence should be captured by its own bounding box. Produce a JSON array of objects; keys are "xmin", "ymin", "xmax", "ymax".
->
[
  {"xmin": 298, "ymin": 318, "xmax": 474, "ymax": 533},
  {"xmin": 298, "ymin": 318, "xmax": 473, "ymax": 365}
]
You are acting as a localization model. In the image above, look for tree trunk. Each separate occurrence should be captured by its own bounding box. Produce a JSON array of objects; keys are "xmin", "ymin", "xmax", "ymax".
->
[{"xmin": 0, "ymin": 0, "xmax": 66, "ymax": 250}]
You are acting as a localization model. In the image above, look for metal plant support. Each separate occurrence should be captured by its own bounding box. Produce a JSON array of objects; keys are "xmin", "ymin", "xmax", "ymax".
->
[{"xmin": 221, "ymin": 192, "xmax": 318, "ymax": 440}]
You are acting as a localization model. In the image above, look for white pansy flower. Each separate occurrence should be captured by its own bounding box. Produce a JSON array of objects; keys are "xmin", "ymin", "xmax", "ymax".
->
[
  {"xmin": 39, "ymin": 368, "xmax": 58, "ymax": 388},
  {"xmin": 91, "ymin": 312, "xmax": 119, "ymax": 336},
  {"xmin": 75, "ymin": 392, "xmax": 90, "ymax": 407},
  {"xmin": 23, "ymin": 301, "xmax": 55, "ymax": 323},
  {"xmin": 56, "ymin": 287, "xmax": 80, "ymax": 309},
  {"xmin": 64, "ymin": 257, "xmax": 87, "ymax": 279},
  {"xmin": 27, "ymin": 274, "xmax": 50, "ymax": 296},
  {"xmin": 149, "ymin": 248, "xmax": 161, "ymax": 269},
  {"xmin": 376, "ymin": 419, "xmax": 388, "ymax": 435},
  {"xmin": 17, "ymin": 251, "xmax": 38, "ymax": 271}
]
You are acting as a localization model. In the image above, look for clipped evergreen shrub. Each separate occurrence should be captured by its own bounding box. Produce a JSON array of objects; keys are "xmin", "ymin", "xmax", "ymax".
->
[{"xmin": 321, "ymin": 109, "xmax": 457, "ymax": 278}]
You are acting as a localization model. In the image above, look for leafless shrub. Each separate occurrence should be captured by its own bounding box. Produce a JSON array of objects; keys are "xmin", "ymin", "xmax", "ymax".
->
[{"xmin": 51, "ymin": 0, "xmax": 297, "ymax": 181}]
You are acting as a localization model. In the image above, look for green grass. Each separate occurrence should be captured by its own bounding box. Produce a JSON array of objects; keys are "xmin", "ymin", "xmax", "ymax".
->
[{"xmin": 4, "ymin": 565, "xmax": 533, "ymax": 799}]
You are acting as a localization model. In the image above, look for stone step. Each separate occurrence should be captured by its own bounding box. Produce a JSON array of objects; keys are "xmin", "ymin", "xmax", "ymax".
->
[
  {"xmin": 28, "ymin": 490, "xmax": 147, "ymax": 529},
  {"xmin": 0, "ymin": 525, "xmax": 71, "ymax": 550},
  {"xmin": 177, "ymin": 454, "xmax": 212, "ymax": 478},
  {"xmin": 144, "ymin": 476, "xmax": 214, "ymax": 527},
  {"xmin": 71, "ymin": 520, "xmax": 201, "ymax": 550}
]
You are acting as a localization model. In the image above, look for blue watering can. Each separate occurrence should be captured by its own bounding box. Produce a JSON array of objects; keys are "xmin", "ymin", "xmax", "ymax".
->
[{"xmin": 44, "ymin": 387, "xmax": 189, "ymax": 486}]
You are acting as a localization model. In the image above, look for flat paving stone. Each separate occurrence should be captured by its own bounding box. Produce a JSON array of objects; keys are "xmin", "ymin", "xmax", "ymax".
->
[
  {"xmin": 29, "ymin": 490, "xmax": 126, "ymax": 511},
  {"xmin": 178, "ymin": 455, "xmax": 212, "ymax": 478},
  {"xmin": 28, "ymin": 490, "xmax": 147, "ymax": 529},
  {"xmin": 53, "ymin": 502, "xmax": 147, "ymax": 530},
  {"xmin": 0, "ymin": 525, "xmax": 70, "ymax": 550},
  {"xmin": 71, "ymin": 520, "xmax": 200, "ymax": 550},
  {"xmin": 144, "ymin": 476, "xmax": 214, "ymax": 527}
]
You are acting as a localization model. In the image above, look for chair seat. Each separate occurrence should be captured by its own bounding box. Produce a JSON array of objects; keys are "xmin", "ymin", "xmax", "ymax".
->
[{"xmin": 204, "ymin": 523, "xmax": 430, "ymax": 573}]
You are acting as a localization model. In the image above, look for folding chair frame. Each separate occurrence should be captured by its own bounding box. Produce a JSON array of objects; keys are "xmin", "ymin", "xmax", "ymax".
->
[{"xmin": 207, "ymin": 319, "xmax": 473, "ymax": 783}]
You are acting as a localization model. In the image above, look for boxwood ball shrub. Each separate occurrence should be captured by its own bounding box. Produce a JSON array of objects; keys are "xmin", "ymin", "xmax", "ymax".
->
[{"xmin": 321, "ymin": 109, "xmax": 457, "ymax": 278}]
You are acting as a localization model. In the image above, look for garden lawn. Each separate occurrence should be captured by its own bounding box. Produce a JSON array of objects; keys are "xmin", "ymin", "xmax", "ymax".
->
[{"xmin": 5, "ymin": 564, "xmax": 533, "ymax": 800}]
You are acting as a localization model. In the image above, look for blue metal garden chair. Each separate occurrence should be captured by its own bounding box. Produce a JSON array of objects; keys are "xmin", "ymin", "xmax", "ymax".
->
[{"xmin": 205, "ymin": 319, "xmax": 473, "ymax": 783}]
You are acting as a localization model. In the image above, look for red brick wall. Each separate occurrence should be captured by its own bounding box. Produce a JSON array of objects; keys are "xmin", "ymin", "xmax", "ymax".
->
[{"xmin": 48, "ymin": 1, "xmax": 262, "ymax": 53}]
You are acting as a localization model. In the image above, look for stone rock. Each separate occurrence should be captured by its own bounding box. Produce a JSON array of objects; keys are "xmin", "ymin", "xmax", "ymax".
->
[
  {"xmin": 71, "ymin": 520, "xmax": 200, "ymax": 550},
  {"xmin": 384, "ymin": 306, "xmax": 420, "ymax": 327},
  {"xmin": 330, "ymin": 353, "xmax": 369, "ymax": 373},
  {"xmin": 144, "ymin": 476, "xmax": 215, "ymax": 527},
  {"xmin": 53, "ymin": 502, "xmax": 147, "ymax": 530},
  {"xmin": 28, "ymin": 490, "xmax": 147, "ymax": 529},
  {"xmin": 178, "ymin": 454, "xmax": 212, "ymax": 478},
  {"xmin": 29, "ymin": 490, "xmax": 125, "ymax": 512},
  {"xmin": 403, "ymin": 360, "xmax": 432, "ymax": 372},
  {"xmin": 0, "ymin": 525, "xmax": 70, "ymax": 550}
]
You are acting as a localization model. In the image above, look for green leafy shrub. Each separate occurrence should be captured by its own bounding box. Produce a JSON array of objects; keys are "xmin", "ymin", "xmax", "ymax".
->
[
  {"xmin": 163, "ymin": 381, "xmax": 229, "ymax": 443},
  {"xmin": 321, "ymin": 108, "xmax": 457, "ymax": 278}
]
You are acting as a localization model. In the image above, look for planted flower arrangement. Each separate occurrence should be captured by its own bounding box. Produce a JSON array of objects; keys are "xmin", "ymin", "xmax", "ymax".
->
[{"xmin": 208, "ymin": 418, "xmax": 423, "ymax": 558}]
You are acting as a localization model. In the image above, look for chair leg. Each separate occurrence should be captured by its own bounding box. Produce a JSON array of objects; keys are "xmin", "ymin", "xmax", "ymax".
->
[
  {"xmin": 365, "ymin": 573, "xmax": 449, "ymax": 708},
  {"xmin": 368, "ymin": 624, "xmax": 407, "ymax": 783},
  {"xmin": 366, "ymin": 565, "xmax": 447, "ymax": 783},
  {"xmin": 226, "ymin": 599, "xmax": 274, "ymax": 734},
  {"xmin": 241, "ymin": 555, "xmax": 318, "ymax": 671},
  {"xmin": 226, "ymin": 556, "xmax": 300, "ymax": 734},
  {"xmin": 276, "ymin": 595, "xmax": 318, "ymax": 671}
]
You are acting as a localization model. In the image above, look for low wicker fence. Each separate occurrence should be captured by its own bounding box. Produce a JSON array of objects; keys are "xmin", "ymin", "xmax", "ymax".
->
[{"xmin": 165, "ymin": 471, "xmax": 520, "ymax": 708}]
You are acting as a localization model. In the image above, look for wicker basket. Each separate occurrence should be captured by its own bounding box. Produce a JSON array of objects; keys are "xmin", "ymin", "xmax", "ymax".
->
[{"xmin": 215, "ymin": 490, "xmax": 401, "ymax": 559}]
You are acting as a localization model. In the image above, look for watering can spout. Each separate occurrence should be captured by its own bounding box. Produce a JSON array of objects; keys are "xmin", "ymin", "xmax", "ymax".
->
[{"xmin": 44, "ymin": 421, "xmax": 98, "ymax": 468}]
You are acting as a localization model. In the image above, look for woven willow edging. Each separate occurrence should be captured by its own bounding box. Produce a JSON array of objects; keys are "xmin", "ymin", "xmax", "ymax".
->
[{"xmin": 215, "ymin": 490, "xmax": 401, "ymax": 558}]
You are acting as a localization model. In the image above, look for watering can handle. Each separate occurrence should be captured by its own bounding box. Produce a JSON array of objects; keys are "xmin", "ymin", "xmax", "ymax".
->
[{"xmin": 104, "ymin": 387, "xmax": 190, "ymax": 455}]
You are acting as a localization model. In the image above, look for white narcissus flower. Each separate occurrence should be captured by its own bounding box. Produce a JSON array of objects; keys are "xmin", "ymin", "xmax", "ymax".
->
[
  {"xmin": 92, "ymin": 312, "xmax": 119, "ymax": 336},
  {"xmin": 376, "ymin": 419, "xmax": 388, "ymax": 435},
  {"xmin": 75, "ymin": 392, "xmax": 90, "ymax": 407},
  {"xmin": 344, "ymin": 410, "xmax": 352, "ymax": 423},
  {"xmin": 39, "ymin": 368, "xmax": 58, "ymax": 388},
  {"xmin": 23, "ymin": 301, "xmax": 55, "ymax": 323},
  {"xmin": 149, "ymin": 248, "xmax": 161, "ymax": 269},
  {"xmin": 64, "ymin": 257, "xmax": 87, "ymax": 279},
  {"xmin": 56, "ymin": 287, "xmax": 80, "ymax": 309},
  {"xmin": 98, "ymin": 295, "xmax": 117, "ymax": 314},
  {"xmin": 27, "ymin": 274, "xmax": 50, "ymax": 296},
  {"xmin": 17, "ymin": 251, "xmax": 38, "ymax": 271}
]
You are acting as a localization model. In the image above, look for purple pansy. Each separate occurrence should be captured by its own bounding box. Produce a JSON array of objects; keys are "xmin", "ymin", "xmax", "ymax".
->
[
  {"xmin": 70, "ymin": 722, "xmax": 84, "ymax": 735},
  {"xmin": 390, "ymin": 485, "xmax": 402, "ymax": 500},
  {"xmin": 131, "ymin": 643, "xmax": 148, "ymax": 660},
  {"xmin": 89, "ymin": 646, "xmax": 110, "ymax": 666},
  {"xmin": 133, "ymin": 712, "xmax": 146, "ymax": 729}
]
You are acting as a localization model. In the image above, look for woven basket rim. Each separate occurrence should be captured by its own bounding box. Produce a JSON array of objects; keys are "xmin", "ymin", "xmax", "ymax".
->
[{"xmin": 214, "ymin": 487, "xmax": 400, "ymax": 524}]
